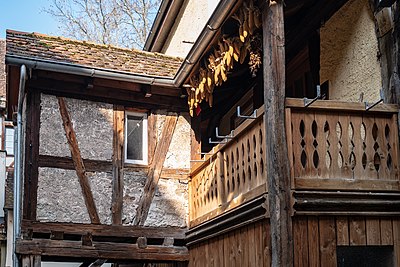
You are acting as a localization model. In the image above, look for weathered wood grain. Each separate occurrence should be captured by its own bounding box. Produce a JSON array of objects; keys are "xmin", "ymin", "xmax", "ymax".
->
[
  {"xmin": 112, "ymin": 105, "xmax": 124, "ymax": 224},
  {"xmin": 23, "ymin": 90, "xmax": 41, "ymax": 220},
  {"xmin": 262, "ymin": 0, "xmax": 293, "ymax": 266}
]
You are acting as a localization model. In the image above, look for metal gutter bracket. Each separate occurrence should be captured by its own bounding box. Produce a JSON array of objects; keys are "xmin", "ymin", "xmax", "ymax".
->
[
  {"xmin": 215, "ymin": 127, "xmax": 234, "ymax": 139},
  {"xmin": 304, "ymin": 85, "xmax": 321, "ymax": 107},
  {"xmin": 365, "ymin": 89, "xmax": 384, "ymax": 111},
  {"xmin": 237, "ymin": 106, "xmax": 257, "ymax": 119}
]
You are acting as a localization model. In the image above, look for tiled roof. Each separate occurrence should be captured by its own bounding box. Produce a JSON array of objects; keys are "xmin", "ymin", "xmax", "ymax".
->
[{"xmin": 6, "ymin": 30, "xmax": 183, "ymax": 78}]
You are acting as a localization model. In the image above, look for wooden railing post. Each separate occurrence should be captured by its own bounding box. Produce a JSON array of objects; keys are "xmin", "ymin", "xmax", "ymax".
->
[
  {"xmin": 217, "ymin": 151, "xmax": 225, "ymax": 204},
  {"xmin": 262, "ymin": 0, "xmax": 293, "ymax": 266}
]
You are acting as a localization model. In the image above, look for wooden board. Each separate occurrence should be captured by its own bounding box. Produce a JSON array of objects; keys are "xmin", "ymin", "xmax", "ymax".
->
[
  {"xmin": 293, "ymin": 217, "xmax": 308, "ymax": 267},
  {"xmin": 112, "ymin": 105, "xmax": 124, "ymax": 224},
  {"xmin": 349, "ymin": 217, "xmax": 366, "ymax": 246},
  {"xmin": 319, "ymin": 217, "xmax": 336, "ymax": 267}
]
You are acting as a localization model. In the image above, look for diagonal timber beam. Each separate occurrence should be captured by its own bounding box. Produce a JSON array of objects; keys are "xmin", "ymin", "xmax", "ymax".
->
[
  {"xmin": 134, "ymin": 113, "xmax": 178, "ymax": 226},
  {"xmin": 57, "ymin": 97, "xmax": 100, "ymax": 224}
]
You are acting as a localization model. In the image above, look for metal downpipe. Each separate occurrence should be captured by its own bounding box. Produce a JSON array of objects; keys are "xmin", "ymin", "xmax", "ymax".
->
[{"xmin": 13, "ymin": 64, "xmax": 27, "ymax": 267}]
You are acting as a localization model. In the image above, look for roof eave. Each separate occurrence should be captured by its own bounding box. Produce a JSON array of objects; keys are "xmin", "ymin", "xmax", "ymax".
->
[{"xmin": 5, "ymin": 54, "xmax": 176, "ymax": 87}]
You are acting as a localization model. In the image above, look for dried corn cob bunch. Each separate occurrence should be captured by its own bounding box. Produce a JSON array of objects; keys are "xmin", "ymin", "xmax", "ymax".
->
[
  {"xmin": 186, "ymin": 0, "xmax": 262, "ymax": 116},
  {"xmin": 249, "ymin": 32, "xmax": 262, "ymax": 77}
]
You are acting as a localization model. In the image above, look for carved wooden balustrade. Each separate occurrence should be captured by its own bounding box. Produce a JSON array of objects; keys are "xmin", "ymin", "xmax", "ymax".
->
[
  {"xmin": 286, "ymin": 98, "xmax": 400, "ymax": 191},
  {"xmin": 189, "ymin": 98, "xmax": 400, "ymax": 225},
  {"xmin": 189, "ymin": 106, "xmax": 267, "ymax": 227}
]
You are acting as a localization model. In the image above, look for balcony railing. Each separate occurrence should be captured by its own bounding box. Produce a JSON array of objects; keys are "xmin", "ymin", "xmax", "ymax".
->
[
  {"xmin": 189, "ymin": 105, "xmax": 267, "ymax": 227},
  {"xmin": 286, "ymin": 98, "xmax": 400, "ymax": 191},
  {"xmin": 189, "ymin": 98, "xmax": 400, "ymax": 226}
]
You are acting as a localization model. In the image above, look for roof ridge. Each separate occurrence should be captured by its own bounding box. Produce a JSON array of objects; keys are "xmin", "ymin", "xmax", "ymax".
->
[{"xmin": 6, "ymin": 29, "xmax": 184, "ymax": 61}]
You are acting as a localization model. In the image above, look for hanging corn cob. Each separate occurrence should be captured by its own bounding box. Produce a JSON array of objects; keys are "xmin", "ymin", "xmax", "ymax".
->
[{"xmin": 186, "ymin": 0, "xmax": 263, "ymax": 116}]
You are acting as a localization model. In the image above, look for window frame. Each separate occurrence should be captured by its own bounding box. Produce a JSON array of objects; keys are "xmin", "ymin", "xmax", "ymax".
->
[{"xmin": 124, "ymin": 111, "xmax": 148, "ymax": 165}]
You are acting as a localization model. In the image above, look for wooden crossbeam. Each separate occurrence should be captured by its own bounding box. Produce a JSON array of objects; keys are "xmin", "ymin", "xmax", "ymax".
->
[
  {"xmin": 134, "ymin": 114, "xmax": 178, "ymax": 226},
  {"xmin": 16, "ymin": 239, "xmax": 189, "ymax": 261},
  {"xmin": 57, "ymin": 97, "xmax": 100, "ymax": 224},
  {"xmin": 21, "ymin": 220, "xmax": 187, "ymax": 239}
]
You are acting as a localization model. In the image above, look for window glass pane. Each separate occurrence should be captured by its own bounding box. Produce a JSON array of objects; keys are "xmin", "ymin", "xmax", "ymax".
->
[
  {"xmin": 126, "ymin": 115, "xmax": 143, "ymax": 161},
  {"xmin": 5, "ymin": 128, "xmax": 14, "ymax": 156}
]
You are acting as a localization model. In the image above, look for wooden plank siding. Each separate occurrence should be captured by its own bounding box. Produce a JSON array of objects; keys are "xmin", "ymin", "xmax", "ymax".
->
[
  {"xmin": 293, "ymin": 216, "xmax": 400, "ymax": 267},
  {"xmin": 188, "ymin": 220, "xmax": 271, "ymax": 267},
  {"xmin": 188, "ymin": 216, "xmax": 400, "ymax": 267}
]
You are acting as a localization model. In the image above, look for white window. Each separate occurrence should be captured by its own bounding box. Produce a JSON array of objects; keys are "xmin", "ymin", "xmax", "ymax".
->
[
  {"xmin": 5, "ymin": 127, "xmax": 14, "ymax": 156},
  {"xmin": 124, "ymin": 112, "xmax": 148, "ymax": 165}
]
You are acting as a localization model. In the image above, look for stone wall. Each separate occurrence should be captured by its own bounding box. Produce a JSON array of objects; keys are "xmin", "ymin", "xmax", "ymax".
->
[
  {"xmin": 320, "ymin": 0, "xmax": 382, "ymax": 102},
  {"xmin": 37, "ymin": 94, "xmax": 189, "ymax": 227}
]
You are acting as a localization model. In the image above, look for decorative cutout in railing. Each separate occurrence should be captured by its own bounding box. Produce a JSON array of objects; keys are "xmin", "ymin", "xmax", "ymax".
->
[
  {"xmin": 290, "ymin": 111, "xmax": 398, "ymax": 180},
  {"xmin": 189, "ymin": 106, "xmax": 266, "ymax": 225},
  {"xmin": 286, "ymin": 98, "xmax": 400, "ymax": 191}
]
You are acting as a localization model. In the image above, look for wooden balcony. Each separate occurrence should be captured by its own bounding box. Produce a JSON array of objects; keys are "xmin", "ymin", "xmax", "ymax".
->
[
  {"xmin": 286, "ymin": 98, "xmax": 400, "ymax": 191},
  {"xmin": 189, "ymin": 98, "xmax": 400, "ymax": 226}
]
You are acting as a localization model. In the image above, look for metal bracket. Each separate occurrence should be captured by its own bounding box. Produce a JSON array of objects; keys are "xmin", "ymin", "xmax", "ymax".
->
[
  {"xmin": 198, "ymin": 147, "xmax": 215, "ymax": 156},
  {"xmin": 216, "ymin": 127, "xmax": 234, "ymax": 139},
  {"xmin": 304, "ymin": 85, "xmax": 321, "ymax": 107},
  {"xmin": 365, "ymin": 90, "xmax": 384, "ymax": 111},
  {"xmin": 209, "ymin": 137, "xmax": 227, "ymax": 144},
  {"xmin": 237, "ymin": 106, "xmax": 257, "ymax": 119}
]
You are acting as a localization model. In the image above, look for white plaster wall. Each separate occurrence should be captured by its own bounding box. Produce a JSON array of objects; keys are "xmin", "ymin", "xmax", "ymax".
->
[
  {"xmin": 122, "ymin": 111, "xmax": 190, "ymax": 227},
  {"xmin": 37, "ymin": 168, "xmax": 112, "ymax": 224},
  {"xmin": 162, "ymin": 0, "xmax": 220, "ymax": 57},
  {"xmin": 320, "ymin": 0, "xmax": 382, "ymax": 102},
  {"xmin": 39, "ymin": 94, "xmax": 113, "ymax": 161}
]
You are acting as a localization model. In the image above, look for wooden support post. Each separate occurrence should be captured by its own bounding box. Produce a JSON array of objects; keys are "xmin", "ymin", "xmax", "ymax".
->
[
  {"xmin": 57, "ymin": 97, "xmax": 100, "ymax": 224},
  {"xmin": 112, "ymin": 105, "xmax": 124, "ymax": 224},
  {"xmin": 23, "ymin": 90, "xmax": 40, "ymax": 220},
  {"xmin": 134, "ymin": 114, "xmax": 178, "ymax": 226},
  {"xmin": 21, "ymin": 255, "xmax": 41, "ymax": 267},
  {"xmin": 262, "ymin": 1, "xmax": 293, "ymax": 266}
]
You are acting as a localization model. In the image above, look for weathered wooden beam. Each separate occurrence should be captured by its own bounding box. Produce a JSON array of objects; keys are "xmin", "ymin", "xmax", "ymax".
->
[
  {"xmin": 57, "ymin": 97, "xmax": 100, "ymax": 224},
  {"xmin": 134, "ymin": 114, "xmax": 178, "ymax": 226},
  {"xmin": 21, "ymin": 220, "xmax": 187, "ymax": 239},
  {"xmin": 27, "ymin": 78, "xmax": 186, "ymax": 111},
  {"xmin": 112, "ymin": 105, "xmax": 124, "ymax": 224},
  {"xmin": 16, "ymin": 239, "xmax": 189, "ymax": 261},
  {"xmin": 262, "ymin": 1, "xmax": 293, "ymax": 266},
  {"xmin": 38, "ymin": 155, "xmax": 189, "ymax": 179},
  {"xmin": 23, "ymin": 91, "xmax": 41, "ymax": 220},
  {"xmin": 38, "ymin": 155, "xmax": 113, "ymax": 172}
]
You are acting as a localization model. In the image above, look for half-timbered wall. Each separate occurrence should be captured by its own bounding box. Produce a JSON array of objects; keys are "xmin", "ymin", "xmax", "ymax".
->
[
  {"xmin": 320, "ymin": 0, "xmax": 382, "ymax": 102},
  {"xmin": 34, "ymin": 93, "xmax": 190, "ymax": 227}
]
